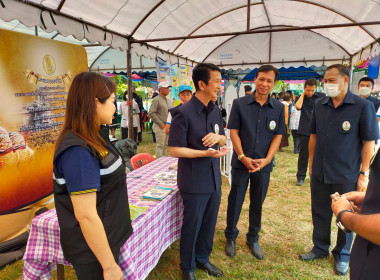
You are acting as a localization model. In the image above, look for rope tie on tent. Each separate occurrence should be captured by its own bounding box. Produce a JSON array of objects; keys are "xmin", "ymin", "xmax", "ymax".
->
[
  {"xmin": 79, "ymin": 18, "xmax": 89, "ymax": 38},
  {"xmin": 0, "ymin": 0, "xmax": 5, "ymax": 8},
  {"xmin": 104, "ymin": 29, "xmax": 113, "ymax": 44},
  {"xmin": 40, "ymin": 10, "xmax": 56, "ymax": 29},
  {"xmin": 303, "ymin": 57, "xmax": 307, "ymax": 66}
]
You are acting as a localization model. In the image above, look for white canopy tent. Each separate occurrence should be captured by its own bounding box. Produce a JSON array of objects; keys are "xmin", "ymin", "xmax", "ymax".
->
[{"xmin": 0, "ymin": 0, "xmax": 379, "ymax": 70}]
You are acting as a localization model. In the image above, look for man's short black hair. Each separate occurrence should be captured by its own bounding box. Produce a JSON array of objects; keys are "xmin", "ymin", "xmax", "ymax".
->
[
  {"xmin": 244, "ymin": 85, "xmax": 252, "ymax": 92},
  {"xmin": 283, "ymin": 92, "xmax": 292, "ymax": 101},
  {"xmin": 193, "ymin": 63, "xmax": 221, "ymax": 91},
  {"xmin": 304, "ymin": 78, "xmax": 317, "ymax": 88},
  {"xmin": 326, "ymin": 64, "xmax": 350, "ymax": 78},
  {"xmin": 358, "ymin": 76, "xmax": 374, "ymax": 87},
  {"xmin": 255, "ymin": 65, "xmax": 279, "ymax": 81}
]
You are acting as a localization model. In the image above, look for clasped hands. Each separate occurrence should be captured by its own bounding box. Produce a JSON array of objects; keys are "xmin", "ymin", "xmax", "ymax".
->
[{"xmin": 241, "ymin": 156, "xmax": 269, "ymax": 173}]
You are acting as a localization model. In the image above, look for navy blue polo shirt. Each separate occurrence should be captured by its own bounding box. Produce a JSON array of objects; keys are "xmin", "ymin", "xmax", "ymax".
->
[
  {"xmin": 366, "ymin": 95, "xmax": 380, "ymax": 112},
  {"xmin": 227, "ymin": 93, "xmax": 286, "ymax": 172},
  {"xmin": 297, "ymin": 91, "xmax": 325, "ymax": 136},
  {"xmin": 310, "ymin": 90, "xmax": 379, "ymax": 185},
  {"xmin": 168, "ymin": 95, "xmax": 225, "ymax": 194}
]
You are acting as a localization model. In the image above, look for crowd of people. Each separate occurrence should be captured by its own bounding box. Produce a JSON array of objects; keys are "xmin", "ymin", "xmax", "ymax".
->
[{"xmin": 53, "ymin": 63, "xmax": 380, "ymax": 280}]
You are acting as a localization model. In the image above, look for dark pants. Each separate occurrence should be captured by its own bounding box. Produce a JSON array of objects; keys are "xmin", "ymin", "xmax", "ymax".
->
[
  {"xmin": 72, "ymin": 248, "xmax": 120, "ymax": 280},
  {"xmin": 291, "ymin": 130, "xmax": 300, "ymax": 153},
  {"xmin": 310, "ymin": 177, "xmax": 355, "ymax": 262},
  {"xmin": 121, "ymin": 127, "xmax": 138, "ymax": 142},
  {"xmin": 138, "ymin": 112, "xmax": 143, "ymax": 142},
  {"xmin": 296, "ymin": 135, "xmax": 310, "ymax": 181},
  {"xmin": 225, "ymin": 168, "xmax": 270, "ymax": 243},
  {"xmin": 180, "ymin": 189, "xmax": 221, "ymax": 272}
]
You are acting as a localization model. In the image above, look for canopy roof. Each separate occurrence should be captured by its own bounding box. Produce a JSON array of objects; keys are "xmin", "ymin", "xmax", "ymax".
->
[{"xmin": 1, "ymin": 0, "xmax": 379, "ymax": 69}]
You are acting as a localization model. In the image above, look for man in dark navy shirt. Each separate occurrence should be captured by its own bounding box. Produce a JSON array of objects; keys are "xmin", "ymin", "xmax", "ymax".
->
[
  {"xmin": 357, "ymin": 76, "xmax": 380, "ymax": 113},
  {"xmin": 169, "ymin": 63, "xmax": 227, "ymax": 280},
  {"xmin": 294, "ymin": 78, "xmax": 325, "ymax": 186},
  {"xmin": 224, "ymin": 65, "xmax": 285, "ymax": 260},
  {"xmin": 299, "ymin": 64, "xmax": 379, "ymax": 276}
]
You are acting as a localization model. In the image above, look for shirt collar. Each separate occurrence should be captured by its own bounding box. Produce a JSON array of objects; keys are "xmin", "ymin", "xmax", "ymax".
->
[
  {"xmin": 248, "ymin": 91, "xmax": 274, "ymax": 108},
  {"xmin": 322, "ymin": 90, "xmax": 356, "ymax": 107},
  {"xmin": 192, "ymin": 94, "xmax": 215, "ymax": 114}
]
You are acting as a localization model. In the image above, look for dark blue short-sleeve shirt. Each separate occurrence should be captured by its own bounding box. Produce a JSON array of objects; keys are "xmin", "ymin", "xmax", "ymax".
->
[
  {"xmin": 297, "ymin": 91, "xmax": 325, "ymax": 136},
  {"xmin": 168, "ymin": 95, "xmax": 225, "ymax": 194},
  {"xmin": 227, "ymin": 93, "xmax": 286, "ymax": 172},
  {"xmin": 310, "ymin": 91, "xmax": 379, "ymax": 184},
  {"xmin": 366, "ymin": 95, "xmax": 380, "ymax": 112}
]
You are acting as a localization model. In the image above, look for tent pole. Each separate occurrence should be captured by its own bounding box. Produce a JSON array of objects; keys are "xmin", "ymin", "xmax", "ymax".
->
[{"xmin": 127, "ymin": 39, "xmax": 134, "ymax": 141}]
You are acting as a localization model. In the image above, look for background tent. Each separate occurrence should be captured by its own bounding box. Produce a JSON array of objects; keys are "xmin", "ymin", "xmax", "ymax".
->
[{"xmin": 242, "ymin": 66, "xmax": 325, "ymax": 81}]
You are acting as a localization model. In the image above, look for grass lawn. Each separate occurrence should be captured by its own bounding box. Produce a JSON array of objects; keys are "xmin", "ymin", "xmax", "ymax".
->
[{"xmin": 0, "ymin": 130, "xmax": 349, "ymax": 279}]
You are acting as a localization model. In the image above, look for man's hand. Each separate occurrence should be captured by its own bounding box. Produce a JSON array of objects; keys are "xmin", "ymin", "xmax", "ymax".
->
[
  {"xmin": 159, "ymin": 123, "xmax": 165, "ymax": 129},
  {"xmin": 357, "ymin": 174, "xmax": 369, "ymax": 192},
  {"xmin": 250, "ymin": 158, "xmax": 270, "ymax": 173},
  {"xmin": 103, "ymin": 263, "xmax": 123, "ymax": 280},
  {"xmin": 240, "ymin": 156, "xmax": 259, "ymax": 171},
  {"xmin": 207, "ymin": 146, "xmax": 228, "ymax": 158},
  {"xmin": 202, "ymin": 133, "xmax": 222, "ymax": 147},
  {"xmin": 345, "ymin": 191, "xmax": 366, "ymax": 214},
  {"xmin": 331, "ymin": 195, "xmax": 352, "ymax": 217}
]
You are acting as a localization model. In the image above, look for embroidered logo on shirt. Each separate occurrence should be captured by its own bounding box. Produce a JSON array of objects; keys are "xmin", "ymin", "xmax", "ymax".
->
[
  {"xmin": 269, "ymin": 120, "xmax": 276, "ymax": 130},
  {"xmin": 214, "ymin": 124, "xmax": 219, "ymax": 134},
  {"xmin": 342, "ymin": 121, "xmax": 351, "ymax": 131}
]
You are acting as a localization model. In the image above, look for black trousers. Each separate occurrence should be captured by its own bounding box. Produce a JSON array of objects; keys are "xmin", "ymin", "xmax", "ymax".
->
[
  {"xmin": 225, "ymin": 168, "xmax": 270, "ymax": 243},
  {"xmin": 121, "ymin": 127, "xmax": 138, "ymax": 142},
  {"xmin": 291, "ymin": 130, "xmax": 300, "ymax": 153},
  {"xmin": 72, "ymin": 248, "xmax": 120, "ymax": 280},
  {"xmin": 296, "ymin": 135, "xmax": 310, "ymax": 181},
  {"xmin": 180, "ymin": 189, "xmax": 221, "ymax": 272},
  {"xmin": 138, "ymin": 112, "xmax": 143, "ymax": 141},
  {"xmin": 310, "ymin": 177, "xmax": 355, "ymax": 262}
]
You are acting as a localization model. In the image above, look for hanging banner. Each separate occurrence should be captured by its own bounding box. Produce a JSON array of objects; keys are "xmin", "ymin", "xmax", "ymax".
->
[
  {"xmin": 156, "ymin": 56, "xmax": 171, "ymax": 84},
  {"xmin": 0, "ymin": 29, "xmax": 87, "ymax": 242},
  {"xmin": 368, "ymin": 55, "xmax": 380, "ymax": 79}
]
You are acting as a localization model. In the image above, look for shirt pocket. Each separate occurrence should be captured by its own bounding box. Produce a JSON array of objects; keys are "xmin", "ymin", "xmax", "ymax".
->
[
  {"xmin": 266, "ymin": 116, "xmax": 277, "ymax": 133},
  {"xmin": 338, "ymin": 119, "xmax": 354, "ymax": 134}
]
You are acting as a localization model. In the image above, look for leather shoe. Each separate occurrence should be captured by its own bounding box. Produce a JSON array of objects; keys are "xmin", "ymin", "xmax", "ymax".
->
[
  {"xmin": 296, "ymin": 179, "xmax": 304, "ymax": 186},
  {"xmin": 334, "ymin": 261, "xmax": 349, "ymax": 276},
  {"xmin": 195, "ymin": 262, "xmax": 223, "ymax": 277},
  {"xmin": 182, "ymin": 271, "xmax": 196, "ymax": 280},
  {"xmin": 225, "ymin": 240, "xmax": 236, "ymax": 257},
  {"xmin": 299, "ymin": 250, "xmax": 329, "ymax": 261},
  {"xmin": 246, "ymin": 241, "xmax": 263, "ymax": 260}
]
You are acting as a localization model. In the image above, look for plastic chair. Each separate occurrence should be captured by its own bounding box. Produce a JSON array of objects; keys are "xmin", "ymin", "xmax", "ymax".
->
[{"xmin": 130, "ymin": 153, "xmax": 155, "ymax": 170}]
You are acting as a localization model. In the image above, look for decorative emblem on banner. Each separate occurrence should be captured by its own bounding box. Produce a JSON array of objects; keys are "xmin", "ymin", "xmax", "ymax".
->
[
  {"xmin": 43, "ymin": 55, "xmax": 56, "ymax": 75},
  {"xmin": 214, "ymin": 124, "xmax": 219, "ymax": 134},
  {"xmin": 269, "ymin": 120, "xmax": 276, "ymax": 130},
  {"xmin": 342, "ymin": 121, "xmax": 351, "ymax": 131}
]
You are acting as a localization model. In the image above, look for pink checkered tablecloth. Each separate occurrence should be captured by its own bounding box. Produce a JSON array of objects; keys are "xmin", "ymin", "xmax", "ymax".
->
[{"xmin": 23, "ymin": 156, "xmax": 183, "ymax": 280}]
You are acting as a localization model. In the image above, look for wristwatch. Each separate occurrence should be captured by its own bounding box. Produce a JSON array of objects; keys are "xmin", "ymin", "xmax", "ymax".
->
[
  {"xmin": 238, "ymin": 154, "xmax": 245, "ymax": 161},
  {"xmin": 336, "ymin": 209, "xmax": 353, "ymax": 233},
  {"xmin": 360, "ymin": 170, "xmax": 369, "ymax": 177}
]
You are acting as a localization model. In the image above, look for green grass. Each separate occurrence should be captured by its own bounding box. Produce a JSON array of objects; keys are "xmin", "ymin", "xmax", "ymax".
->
[{"xmin": 0, "ymin": 131, "xmax": 349, "ymax": 279}]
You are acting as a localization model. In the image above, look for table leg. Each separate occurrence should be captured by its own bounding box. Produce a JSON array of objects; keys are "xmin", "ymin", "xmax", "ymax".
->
[{"xmin": 57, "ymin": 264, "xmax": 65, "ymax": 280}]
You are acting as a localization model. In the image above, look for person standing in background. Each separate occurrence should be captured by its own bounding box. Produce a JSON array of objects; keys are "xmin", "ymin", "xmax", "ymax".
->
[{"xmin": 148, "ymin": 82, "xmax": 173, "ymax": 158}]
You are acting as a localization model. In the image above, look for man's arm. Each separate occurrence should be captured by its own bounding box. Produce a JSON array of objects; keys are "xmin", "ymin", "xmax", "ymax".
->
[
  {"xmin": 357, "ymin": 140, "xmax": 375, "ymax": 191},
  {"xmin": 295, "ymin": 93, "xmax": 305, "ymax": 110},
  {"xmin": 230, "ymin": 129, "xmax": 257, "ymax": 171},
  {"xmin": 332, "ymin": 196, "xmax": 380, "ymax": 245},
  {"xmin": 253, "ymin": 135, "xmax": 282, "ymax": 172},
  {"xmin": 308, "ymin": 134, "xmax": 317, "ymax": 178},
  {"xmin": 169, "ymin": 146, "xmax": 227, "ymax": 158}
]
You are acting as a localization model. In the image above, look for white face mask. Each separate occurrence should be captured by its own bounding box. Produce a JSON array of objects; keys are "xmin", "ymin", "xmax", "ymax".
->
[
  {"xmin": 324, "ymin": 83, "xmax": 340, "ymax": 98},
  {"xmin": 358, "ymin": 87, "xmax": 371, "ymax": 97}
]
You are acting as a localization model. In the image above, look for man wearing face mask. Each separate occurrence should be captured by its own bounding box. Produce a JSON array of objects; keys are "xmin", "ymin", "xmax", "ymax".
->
[
  {"xmin": 357, "ymin": 77, "xmax": 380, "ymax": 113},
  {"xmin": 299, "ymin": 64, "xmax": 379, "ymax": 276}
]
